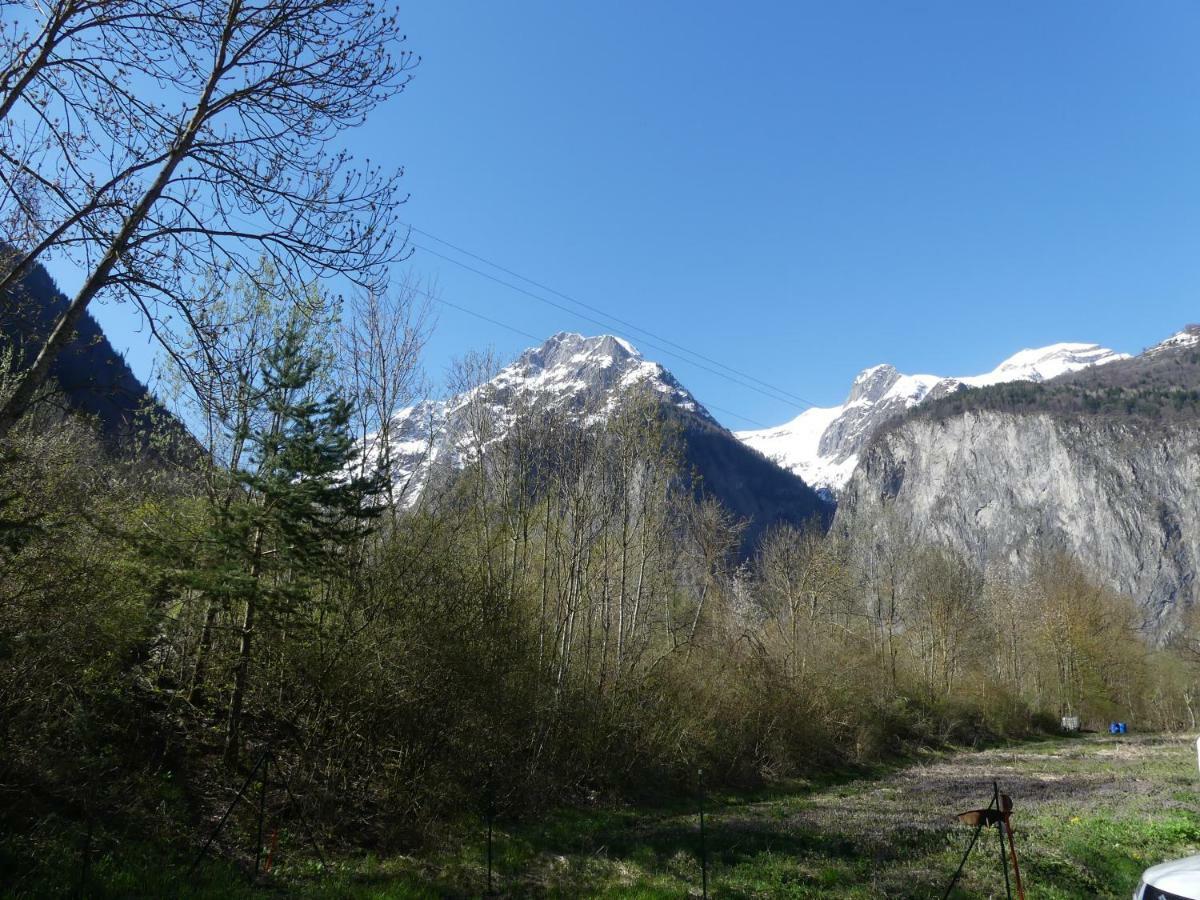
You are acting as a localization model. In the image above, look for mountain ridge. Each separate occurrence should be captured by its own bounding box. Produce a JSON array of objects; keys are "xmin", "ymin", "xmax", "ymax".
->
[
  {"xmin": 377, "ymin": 331, "xmax": 830, "ymax": 547},
  {"xmin": 0, "ymin": 256, "xmax": 191, "ymax": 458},
  {"xmin": 736, "ymin": 341, "xmax": 1130, "ymax": 493},
  {"xmin": 838, "ymin": 327, "xmax": 1200, "ymax": 634}
]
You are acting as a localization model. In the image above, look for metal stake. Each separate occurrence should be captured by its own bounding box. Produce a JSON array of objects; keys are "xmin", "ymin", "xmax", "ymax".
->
[
  {"xmin": 487, "ymin": 806, "xmax": 494, "ymax": 895},
  {"xmin": 277, "ymin": 762, "xmax": 328, "ymax": 873},
  {"xmin": 699, "ymin": 768, "xmax": 708, "ymax": 899},
  {"xmin": 255, "ymin": 754, "xmax": 269, "ymax": 877},
  {"xmin": 78, "ymin": 815, "xmax": 93, "ymax": 898},
  {"xmin": 994, "ymin": 782, "xmax": 1011, "ymax": 900},
  {"xmin": 942, "ymin": 790, "xmax": 996, "ymax": 899},
  {"xmin": 189, "ymin": 750, "xmax": 269, "ymax": 877}
]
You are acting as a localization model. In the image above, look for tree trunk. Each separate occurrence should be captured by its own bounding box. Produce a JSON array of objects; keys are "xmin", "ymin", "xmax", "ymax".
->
[
  {"xmin": 188, "ymin": 596, "xmax": 221, "ymax": 706},
  {"xmin": 223, "ymin": 591, "xmax": 256, "ymax": 768},
  {"xmin": 224, "ymin": 525, "xmax": 264, "ymax": 768}
]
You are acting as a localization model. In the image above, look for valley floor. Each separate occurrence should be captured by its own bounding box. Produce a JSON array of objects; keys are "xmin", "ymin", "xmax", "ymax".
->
[{"xmin": 12, "ymin": 733, "xmax": 1200, "ymax": 899}]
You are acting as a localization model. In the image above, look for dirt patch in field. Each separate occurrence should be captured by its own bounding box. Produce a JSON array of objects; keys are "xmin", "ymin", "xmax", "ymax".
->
[{"xmin": 714, "ymin": 734, "xmax": 1195, "ymax": 870}]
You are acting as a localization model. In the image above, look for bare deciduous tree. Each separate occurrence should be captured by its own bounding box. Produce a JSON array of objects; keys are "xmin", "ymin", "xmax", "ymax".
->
[
  {"xmin": 0, "ymin": 0, "xmax": 417, "ymax": 437},
  {"xmin": 338, "ymin": 274, "xmax": 433, "ymax": 516}
]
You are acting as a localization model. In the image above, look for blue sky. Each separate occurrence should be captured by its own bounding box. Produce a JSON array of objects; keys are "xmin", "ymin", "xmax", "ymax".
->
[{"xmin": 78, "ymin": 1, "xmax": 1200, "ymax": 429}]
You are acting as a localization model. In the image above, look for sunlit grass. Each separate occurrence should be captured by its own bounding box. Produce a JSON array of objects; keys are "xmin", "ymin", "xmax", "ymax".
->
[{"xmin": 4, "ymin": 733, "xmax": 1196, "ymax": 898}]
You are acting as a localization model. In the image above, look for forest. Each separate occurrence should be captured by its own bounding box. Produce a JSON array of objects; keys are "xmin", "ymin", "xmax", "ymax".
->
[{"xmin": 907, "ymin": 334, "xmax": 1200, "ymax": 426}]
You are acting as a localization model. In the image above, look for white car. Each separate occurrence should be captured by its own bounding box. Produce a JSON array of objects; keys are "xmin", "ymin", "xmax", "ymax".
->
[
  {"xmin": 1133, "ymin": 738, "xmax": 1200, "ymax": 900},
  {"xmin": 1136, "ymin": 856, "xmax": 1200, "ymax": 900}
]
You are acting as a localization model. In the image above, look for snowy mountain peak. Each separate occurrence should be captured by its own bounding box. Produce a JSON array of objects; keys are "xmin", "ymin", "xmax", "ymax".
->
[
  {"xmin": 1146, "ymin": 325, "xmax": 1200, "ymax": 356},
  {"xmin": 519, "ymin": 332, "xmax": 642, "ymax": 370},
  {"xmin": 489, "ymin": 333, "xmax": 706, "ymax": 420},
  {"xmin": 966, "ymin": 343, "xmax": 1130, "ymax": 387},
  {"xmin": 737, "ymin": 339, "xmax": 1128, "ymax": 494},
  {"xmin": 847, "ymin": 364, "xmax": 902, "ymax": 404},
  {"xmin": 377, "ymin": 333, "xmax": 717, "ymax": 506}
]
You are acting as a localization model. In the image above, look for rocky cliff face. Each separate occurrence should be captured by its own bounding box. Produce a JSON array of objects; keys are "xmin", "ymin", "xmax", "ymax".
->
[
  {"xmin": 838, "ymin": 331, "xmax": 1200, "ymax": 633},
  {"xmin": 737, "ymin": 343, "xmax": 1128, "ymax": 493}
]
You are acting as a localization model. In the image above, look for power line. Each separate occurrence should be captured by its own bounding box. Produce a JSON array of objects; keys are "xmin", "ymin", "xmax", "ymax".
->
[
  {"xmin": 148, "ymin": 198, "xmax": 798, "ymax": 428},
  {"xmin": 692, "ymin": 401, "xmax": 773, "ymax": 430},
  {"xmin": 404, "ymin": 223, "xmax": 823, "ymax": 410},
  {"xmin": 431, "ymin": 295, "xmax": 543, "ymax": 342},
  {"xmin": 413, "ymin": 241, "xmax": 811, "ymax": 413},
  {"xmin": 410, "ymin": 284, "xmax": 775, "ymax": 428},
  {"xmin": 180, "ymin": 198, "xmax": 815, "ymax": 413}
]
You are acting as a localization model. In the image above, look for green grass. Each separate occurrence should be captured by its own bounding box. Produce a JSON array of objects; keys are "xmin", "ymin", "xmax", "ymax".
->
[{"xmin": 4, "ymin": 734, "xmax": 1197, "ymax": 898}]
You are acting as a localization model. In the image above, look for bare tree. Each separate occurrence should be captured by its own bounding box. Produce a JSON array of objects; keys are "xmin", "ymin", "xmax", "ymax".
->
[
  {"xmin": 907, "ymin": 546, "xmax": 983, "ymax": 697},
  {"xmin": 755, "ymin": 523, "xmax": 852, "ymax": 684},
  {"xmin": 338, "ymin": 273, "xmax": 433, "ymax": 516},
  {"xmin": 852, "ymin": 503, "xmax": 921, "ymax": 691},
  {"xmin": 1, "ymin": 0, "xmax": 186, "ymax": 252},
  {"xmin": 0, "ymin": 0, "xmax": 417, "ymax": 437},
  {"xmin": 445, "ymin": 348, "xmax": 506, "ymax": 587}
]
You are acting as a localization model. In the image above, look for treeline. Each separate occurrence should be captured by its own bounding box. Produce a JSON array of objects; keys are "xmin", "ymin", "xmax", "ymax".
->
[
  {"xmin": 3, "ymin": 285, "xmax": 1197, "ymax": 887},
  {"xmin": 908, "ymin": 336, "xmax": 1200, "ymax": 426},
  {"xmin": 918, "ymin": 378, "xmax": 1200, "ymax": 423}
]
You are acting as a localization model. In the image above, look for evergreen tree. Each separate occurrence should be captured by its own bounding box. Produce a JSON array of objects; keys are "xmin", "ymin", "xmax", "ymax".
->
[{"xmin": 221, "ymin": 316, "xmax": 385, "ymax": 767}]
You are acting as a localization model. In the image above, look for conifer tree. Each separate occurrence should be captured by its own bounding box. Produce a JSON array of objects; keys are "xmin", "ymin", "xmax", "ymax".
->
[{"xmin": 221, "ymin": 315, "xmax": 384, "ymax": 767}]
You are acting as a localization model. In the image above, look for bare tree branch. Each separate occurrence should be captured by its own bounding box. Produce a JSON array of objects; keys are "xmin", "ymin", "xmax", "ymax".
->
[{"xmin": 0, "ymin": 0, "xmax": 417, "ymax": 437}]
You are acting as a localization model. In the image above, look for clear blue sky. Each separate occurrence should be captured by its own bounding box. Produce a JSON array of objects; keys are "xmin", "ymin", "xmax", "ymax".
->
[{"xmin": 81, "ymin": 1, "xmax": 1200, "ymax": 430}]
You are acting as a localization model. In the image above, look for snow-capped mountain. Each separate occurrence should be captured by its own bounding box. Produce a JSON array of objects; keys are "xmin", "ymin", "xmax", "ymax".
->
[
  {"xmin": 379, "ymin": 332, "xmax": 714, "ymax": 501},
  {"xmin": 472, "ymin": 332, "xmax": 715, "ymax": 425},
  {"xmin": 1146, "ymin": 324, "xmax": 1200, "ymax": 357},
  {"xmin": 377, "ymin": 332, "xmax": 829, "ymax": 543},
  {"xmin": 839, "ymin": 327, "xmax": 1200, "ymax": 634},
  {"xmin": 736, "ymin": 342, "xmax": 1130, "ymax": 493}
]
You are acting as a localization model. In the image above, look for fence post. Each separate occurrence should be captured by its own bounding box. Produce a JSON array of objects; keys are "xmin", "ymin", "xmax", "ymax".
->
[
  {"xmin": 254, "ymin": 753, "xmax": 269, "ymax": 877},
  {"xmin": 486, "ymin": 775, "xmax": 496, "ymax": 896},
  {"xmin": 698, "ymin": 768, "xmax": 708, "ymax": 899},
  {"xmin": 994, "ymin": 782, "xmax": 1011, "ymax": 900}
]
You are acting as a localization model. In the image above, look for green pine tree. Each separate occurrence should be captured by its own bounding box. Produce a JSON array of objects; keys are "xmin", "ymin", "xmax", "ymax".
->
[{"xmin": 221, "ymin": 316, "xmax": 385, "ymax": 768}]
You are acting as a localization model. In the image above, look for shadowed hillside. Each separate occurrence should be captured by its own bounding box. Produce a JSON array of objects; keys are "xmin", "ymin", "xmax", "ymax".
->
[{"xmin": 1, "ymin": 256, "xmax": 192, "ymax": 457}]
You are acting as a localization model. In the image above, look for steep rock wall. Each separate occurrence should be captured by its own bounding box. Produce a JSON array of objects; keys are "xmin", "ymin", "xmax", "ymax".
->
[{"xmin": 838, "ymin": 410, "xmax": 1200, "ymax": 632}]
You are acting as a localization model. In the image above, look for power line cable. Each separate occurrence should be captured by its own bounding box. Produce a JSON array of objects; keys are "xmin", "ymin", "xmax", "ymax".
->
[
  {"xmin": 153, "ymin": 199, "xmax": 797, "ymax": 428},
  {"xmin": 404, "ymin": 223, "xmax": 823, "ymax": 410},
  {"xmin": 178, "ymin": 198, "xmax": 815, "ymax": 413},
  {"xmin": 431, "ymin": 295, "xmax": 543, "ymax": 342},
  {"xmin": 409, "ymin": 284, "xmax": 775, "ymax": 428},
  {"xmin": 413, "ymin": 241, "xmax": 810, "ymax": 413}
]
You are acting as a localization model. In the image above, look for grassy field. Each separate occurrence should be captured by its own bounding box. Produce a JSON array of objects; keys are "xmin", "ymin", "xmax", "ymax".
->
[{"xmin": 8, "ymin": 733, "xmax": 1199, "ymax": 898}]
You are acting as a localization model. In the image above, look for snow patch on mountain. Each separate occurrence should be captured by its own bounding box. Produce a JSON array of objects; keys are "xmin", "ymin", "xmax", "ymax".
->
[
  {"xmin": 369, "ymin": 333, "xmax": 717, "ymax": 506},
  {"xmin": 737, "ymin": 342, "xmax": 1129, "ymax": 493},
  {"xmin": 1147, "ymin": 326, "xmax": 1200, "ymax": 356},
  {"xmin": 960, "ymin": 343, "xmax": 1130, "ymax": 386},
  {"xmin": 733, "ymin": 405, "xmax": 852, "ymax": 493}
]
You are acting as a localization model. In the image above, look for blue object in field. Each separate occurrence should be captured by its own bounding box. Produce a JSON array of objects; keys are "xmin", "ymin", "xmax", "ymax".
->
[{"xmin": 1109, "ymin": 721, "xmax": 1128, "ymax": 734}]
